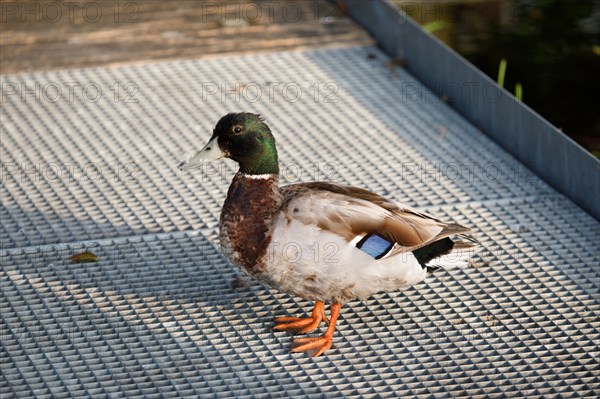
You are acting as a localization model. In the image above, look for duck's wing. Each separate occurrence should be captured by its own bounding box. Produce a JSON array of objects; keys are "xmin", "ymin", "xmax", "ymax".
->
[{"xmin": 279, "ymin": 182, "xmax": 470, "ymax": 252}]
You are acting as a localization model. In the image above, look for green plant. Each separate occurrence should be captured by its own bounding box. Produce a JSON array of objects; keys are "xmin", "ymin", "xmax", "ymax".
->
[
  {"xmin": 497, "ymin": 58, "xmax": 523, "ymax": 101},
  {"xmin": 423, "ymin": 20, "xmax": 451, "ymax": 34}
]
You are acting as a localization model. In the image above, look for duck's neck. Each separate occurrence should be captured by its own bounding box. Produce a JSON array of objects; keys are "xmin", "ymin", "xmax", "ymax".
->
[
  {"xmin": 219, "ymin": 171, "xmax": 281, "ymax": 274},
  {"xmin": 237, "ymin": 172, "xmax": 279, "ymax": 180},
  {"xmin": 225, "ymin": 171, "xmax": 281, "ymax": 207},
  {"xmin": 238, "ymin": 138, "xmax": 279, "ymax": 175}
]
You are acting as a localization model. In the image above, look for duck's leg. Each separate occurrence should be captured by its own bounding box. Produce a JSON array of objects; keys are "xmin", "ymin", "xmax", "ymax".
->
[
  {"xmin": 273, "ymin": 301, "xmax": 328, "ymax": 335},
  {"xmin": 291, "ymin": 303, "xmax": 342, "ymax": 357}
]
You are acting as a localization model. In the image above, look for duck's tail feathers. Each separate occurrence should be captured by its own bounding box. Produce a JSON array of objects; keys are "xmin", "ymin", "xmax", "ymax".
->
[{"xmin": 422, "ymin": 234, "xmax": 481, "ymax": 273}]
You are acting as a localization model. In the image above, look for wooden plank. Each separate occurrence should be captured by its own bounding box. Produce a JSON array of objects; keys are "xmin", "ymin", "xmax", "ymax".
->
[{"xmin": 0, "ymin": 0, "xmax": 373, "ymax": 73}]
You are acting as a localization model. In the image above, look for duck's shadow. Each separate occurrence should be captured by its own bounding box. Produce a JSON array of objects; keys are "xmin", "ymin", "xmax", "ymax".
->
[{"xmin": 2, "ymin": 205, "xmax": 267, "ymax": 308}]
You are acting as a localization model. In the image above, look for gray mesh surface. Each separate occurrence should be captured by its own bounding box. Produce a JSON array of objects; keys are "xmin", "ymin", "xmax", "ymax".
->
[{"xmin": 1, "ymin": 46, "xmax": 599, "ymax": 398}]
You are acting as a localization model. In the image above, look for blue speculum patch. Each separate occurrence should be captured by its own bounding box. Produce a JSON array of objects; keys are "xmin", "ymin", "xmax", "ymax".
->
[{"xmin": 356, "ymin": 233, "xmax": 394, "ymax": 259}]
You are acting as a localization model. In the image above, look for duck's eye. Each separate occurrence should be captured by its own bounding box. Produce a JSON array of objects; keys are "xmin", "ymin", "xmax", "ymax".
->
[{"xmin": 233, "ymin": 126, "xmax": 243, "ymax": 134}]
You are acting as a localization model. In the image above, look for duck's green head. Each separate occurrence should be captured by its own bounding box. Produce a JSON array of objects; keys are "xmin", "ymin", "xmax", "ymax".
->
[{"xmin": 179, "ymin": 113, "xmax": 279, "ymax": 175}]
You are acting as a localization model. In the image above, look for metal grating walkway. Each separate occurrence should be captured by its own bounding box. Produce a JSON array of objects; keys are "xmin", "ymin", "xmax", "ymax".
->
[{"xmin": 1, "ymin": 46, "xmax": 599, "ymax": 398}]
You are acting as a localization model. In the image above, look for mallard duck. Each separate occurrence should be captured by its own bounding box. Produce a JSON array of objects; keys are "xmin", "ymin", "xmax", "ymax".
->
[{"xmin": 179, "ymin": 113, "xmax": 477, "ymax": 357}]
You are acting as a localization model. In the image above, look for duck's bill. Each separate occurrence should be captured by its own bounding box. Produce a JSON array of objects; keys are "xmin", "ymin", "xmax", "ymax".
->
[{"xmin": 178, "ymin": 137, "xmax": 226, "ymax": 170}]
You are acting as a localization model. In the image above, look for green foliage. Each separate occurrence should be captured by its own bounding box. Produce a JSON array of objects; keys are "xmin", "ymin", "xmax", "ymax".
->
[
  {"xmin": 515, "ymin": 83, "xmax": 523, "ymax": 101},
  {"xmin": 423, "ymin": 20, "xmax": 451, "ymax": 33},
  {"xmin": 497, "ymin": 58, "xmax": 507, "ymax": 88},
  {"xmin": 465, "ymin": 0, "xmax": 600, "ymax": 140},
  {"xmin": 497, "ymin": 59, "xmax": 524, "ymax": 101}
]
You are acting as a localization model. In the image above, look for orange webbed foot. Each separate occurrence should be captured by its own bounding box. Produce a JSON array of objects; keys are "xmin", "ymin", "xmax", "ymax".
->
[
  {"xmin": 273, "ymin": 301, "xmax": 328, "ymax": 335},
  {"xmin": 289, "ymin": 303, "xmax": 342, "ymax": 357},
  {"xmin": 291, "ymin": 335, "xmax": 333, "ymax": 357}
]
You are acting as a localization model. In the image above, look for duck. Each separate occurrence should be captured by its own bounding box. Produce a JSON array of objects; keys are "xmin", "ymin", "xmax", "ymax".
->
[{"xmin": 179, "ymin": 112, "xmax": 478, "ymax": 357}]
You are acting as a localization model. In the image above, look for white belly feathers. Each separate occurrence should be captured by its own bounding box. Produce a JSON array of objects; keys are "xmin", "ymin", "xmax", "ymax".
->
[{"xmin": 257, "ymin": 215, "xmax": 427, "ymax": 303}]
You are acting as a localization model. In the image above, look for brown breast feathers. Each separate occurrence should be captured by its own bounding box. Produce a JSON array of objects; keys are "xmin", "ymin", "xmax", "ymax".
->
[{"xmin": 219, "ymin": 173, "xmax": 281, "ymax": 274}]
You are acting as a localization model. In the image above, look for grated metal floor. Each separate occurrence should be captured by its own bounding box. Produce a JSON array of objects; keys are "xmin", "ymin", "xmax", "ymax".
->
[{"xmin": 1, "ymin": 46, "xmax": 599, "ymax": 398}]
